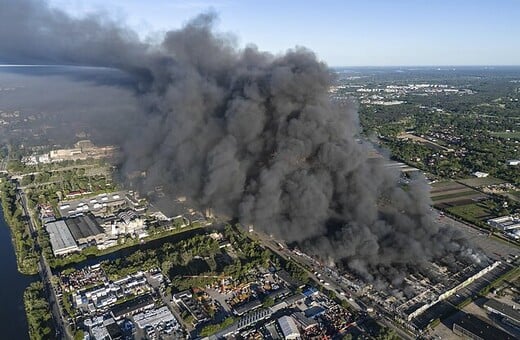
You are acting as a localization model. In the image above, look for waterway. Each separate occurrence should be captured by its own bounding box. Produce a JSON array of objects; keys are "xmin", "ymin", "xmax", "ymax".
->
[
  {"xmin": 0, "ymin": 206, "xmax": 35, "ymax": 340},
  {"xmin": 0, "ymin": 206, "xmax": 212, "ymax": 339},
  {"xmin": 60, "ymin": 226, "xmax": 211, "ymax": 272}
]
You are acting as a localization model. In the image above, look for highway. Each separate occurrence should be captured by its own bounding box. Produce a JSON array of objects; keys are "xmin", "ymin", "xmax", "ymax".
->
[{"xmin": 16, "ymin": 184, "xmax": 72, "ymax": 340}]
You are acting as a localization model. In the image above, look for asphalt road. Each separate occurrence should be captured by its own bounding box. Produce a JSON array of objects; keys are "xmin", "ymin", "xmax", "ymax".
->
[
  {"xmin": 249, "ymin": 230, "xmax": 415, "ymax": 340},
  {"xmin": 249, "ymin": 209, "xmax": 520, "ymax": 340},
  {"xmin": 17, "ymin": 186, "xmax": 72, "ymax": 340}
]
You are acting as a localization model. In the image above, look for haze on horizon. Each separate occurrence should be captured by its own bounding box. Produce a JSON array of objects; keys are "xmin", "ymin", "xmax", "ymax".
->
[{"xmin": 44, "ymin": 0, "xmax": 520, "ymax": 67}]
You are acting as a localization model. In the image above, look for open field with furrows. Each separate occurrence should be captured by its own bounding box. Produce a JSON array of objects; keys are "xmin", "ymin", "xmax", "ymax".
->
[
  {"xmin": 457, "ymin": 176, "xmax": 507, "ymax": 188},
  {"xmin": 430, "ymin": 181, "xmax": 468, "ymax": 194},
  {"xmin": 430, "ymin": 187, "xmax": 475, "ymax": 199},
  {"xmin": 430, "ymin": 181, "xmax": 488, "ymax": 208}
]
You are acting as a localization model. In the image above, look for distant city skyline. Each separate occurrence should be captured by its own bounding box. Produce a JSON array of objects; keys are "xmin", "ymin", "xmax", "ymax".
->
[{"xmin": 46, "ymin": 0, "xmax": 520, "ymax": 67}]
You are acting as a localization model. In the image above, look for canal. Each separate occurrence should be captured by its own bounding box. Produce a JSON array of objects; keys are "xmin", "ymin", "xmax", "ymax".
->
[
  {"xmin": 1, "ymin": 204, "xmax": 214, "ymax": 339},
  {"xmin": 0, "ymin": 206, "xmax": 35, "ymax": 340},
  {"xmin": 58, "ymin": 226, "xmax": 211, "ymax": 272}
]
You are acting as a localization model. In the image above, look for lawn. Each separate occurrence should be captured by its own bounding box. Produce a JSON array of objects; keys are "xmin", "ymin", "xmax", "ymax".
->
[{"xmin": 457, "ymin": 177, "xmax": 506, "ymax": 188}]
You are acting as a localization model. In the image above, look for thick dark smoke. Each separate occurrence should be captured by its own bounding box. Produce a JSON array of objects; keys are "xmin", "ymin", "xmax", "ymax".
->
[{"xmin": 0, "ymin": 0, "xmax": 483, "ymax": 290}]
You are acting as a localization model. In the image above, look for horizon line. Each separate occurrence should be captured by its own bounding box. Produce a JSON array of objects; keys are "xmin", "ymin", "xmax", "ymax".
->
[
  {"xmin": 2, "ymin": 63, "xmax": 520, "ymax": 69},
  {"xmin": 330, "ymin": 64, "xmax": 520, "ymax": 68}
]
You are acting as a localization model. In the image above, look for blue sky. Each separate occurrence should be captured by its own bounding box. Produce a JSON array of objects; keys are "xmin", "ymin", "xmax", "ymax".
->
[{"xmin": 48, "ymin": 0, "xmax": 520, "ymax": 66}]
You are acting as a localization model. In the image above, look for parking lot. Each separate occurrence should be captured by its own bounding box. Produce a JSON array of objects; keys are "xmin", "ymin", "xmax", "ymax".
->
[{"xmin": 440, "ymin": 213, "xmax": 520, "ymax": 259}]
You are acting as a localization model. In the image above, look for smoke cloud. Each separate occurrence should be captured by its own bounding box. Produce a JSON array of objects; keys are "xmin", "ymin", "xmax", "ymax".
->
[{"xmin": 0, "ymin": 0, "xmax": 482, "ymax": 289}]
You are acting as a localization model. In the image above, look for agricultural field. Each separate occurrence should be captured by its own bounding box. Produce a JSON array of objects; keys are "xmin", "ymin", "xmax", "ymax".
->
[
  {"xmin": 430, "ymin": 180, "xmax": 518, "ymax": 229},
  {"xmin": 457, "ymin": 177, "xmax": 506, "ymax": 188},
  {"xmin": 446, "ymin": 202, "xmax": 494, "ymax": 226},
  {"xmin": 430, "ymin": 181, "xmax": 487, "ymax": 208}
]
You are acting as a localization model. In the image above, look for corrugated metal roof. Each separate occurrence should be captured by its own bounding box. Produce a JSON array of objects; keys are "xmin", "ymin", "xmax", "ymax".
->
[
  {"xmin": 65, "ymin": 214, "xmax": 104, "ymax": 241},
  {"xmin": 277, "ymin": 316, "xmax": 299, "ymax": 338},
  {"xmin": 45, "ymin": 220, "xmax": 78, "ymax": 254}
]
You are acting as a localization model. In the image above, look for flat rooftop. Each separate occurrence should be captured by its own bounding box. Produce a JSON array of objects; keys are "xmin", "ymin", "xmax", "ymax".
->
[
  {"xmin": 133, "ymin": 306, "xmax": 176, "ymax": 329},
  {"xmin": 453, "ymin": 313, "xmax": 515, "ymax": 340},
  {"xmin": 45, "ymin": 220, "xmax": 78, "ymax": 254},
  {"xmin": 65, "ymin": 214, "xmax": 104, "ymax": 241},
  {"xmin": 484, "ymin": 298, "xmax": 520, "ymax": 324},
  {"xmin": 110, "ymin": 294, "xmax": 154, "ymax": 318}
]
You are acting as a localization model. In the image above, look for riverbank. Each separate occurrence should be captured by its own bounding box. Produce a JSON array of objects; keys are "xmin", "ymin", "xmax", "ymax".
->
[
  {"xmin": 23, "ymin": 281, "xmax": 55, "ymax": 340},
  {"xmin": 0, "ymin": 176, "xmax": 38, "ymax": 275},
  {"xmin": 0, "ymin": 205, "xmax": 36, "ymax": 339}
]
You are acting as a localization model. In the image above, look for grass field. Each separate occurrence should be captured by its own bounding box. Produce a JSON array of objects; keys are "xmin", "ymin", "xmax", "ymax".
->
[
  {"xmin": 490, "ymin": 131, "xmax": 520, "ymax": 139},
  {"xmin": 447, "ymin": 202, "xmax": 494, "ymax": 225},
  {"xmin": 457, "ymin": 177, "xmax": 506, "ymax": 188}
]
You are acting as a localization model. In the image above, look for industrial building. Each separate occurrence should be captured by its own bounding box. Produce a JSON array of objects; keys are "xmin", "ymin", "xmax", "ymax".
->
[
  {"xmin": 487, "ymin": 216, "xmax": 520, "ymax": 231},
  {"xmin": 58, "ymin": 191, "xmax": 129, "ymax": 218},
  {"xmin": 97, "ymin": 210, "xmax": 145, "ymax": 238},
  {"xmin": 383, "ymin": 261, "xmax": 501, "ymax": 322},
  {"xmin": 88, "ymin": 317, "xmax": 122, "ymax": 340},
  {"xmin": 22, "ymin": 140, "xmax": 116, "ymax": 165},
  {"xmin": 65, "ymin": 214, "xmax": 106, "ymax": 246},
  {"xmin": 233, "ymin": 298, "xmax": 262, "ymax": 316},
  {"xmin": 276, "ymin": 270, "xmax": 305, "ymax": 289},
  {"xmin": 277, "ymin": 315, "xmax": 300, "ymax": 339},
  {"xmin": 133, "ymin": 306, "xmax": 177, "ymax": 329},
  {"xmin": 173, "ymin": 290, "xmax": 209, "ymax": 323},
  {"xmin": 487, "ymin": 216, "xmax": 520, "ymax": 239},
  {"xmin": 452, "ymin": 313, "xmax": 515, "ymax": 340},
  {"xmin": 208, "ymin": 308, "xmax": 273, "ymax": 339},
  {"xmin": 45, "ymin": 220, "xmax": 80, "ymax": 256},
  {"xmin": 292, "ymin": 312, "xmax": 318, "ymax": 331},
  {"xmin": 110, "ymin": 294, "xmax": 155, "ymax": 320},
  {"xmin": 483, "ymin": 299, "xmax": 520, "ymax": 327}
]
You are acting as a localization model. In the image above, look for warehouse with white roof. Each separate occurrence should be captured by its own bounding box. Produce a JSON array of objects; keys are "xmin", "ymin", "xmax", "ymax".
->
[
  {"xmin": 277, "ymin": 315, "xmax": 300, "ymax": 339},
  {"xmin": 45, "ymin": 220, "xmax": 80, "ymax": 256}
]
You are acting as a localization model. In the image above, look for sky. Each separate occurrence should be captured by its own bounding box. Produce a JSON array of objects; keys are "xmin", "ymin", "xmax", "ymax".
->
[{"xmin": 46, "ymin": 0, "xmax": 520, "ymax": 67}]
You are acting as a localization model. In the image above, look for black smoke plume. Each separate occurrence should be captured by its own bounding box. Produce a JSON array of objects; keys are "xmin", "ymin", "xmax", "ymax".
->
[{"xmin": 0, "ymin": 0, "xmax": 483, "ymax": 289}]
